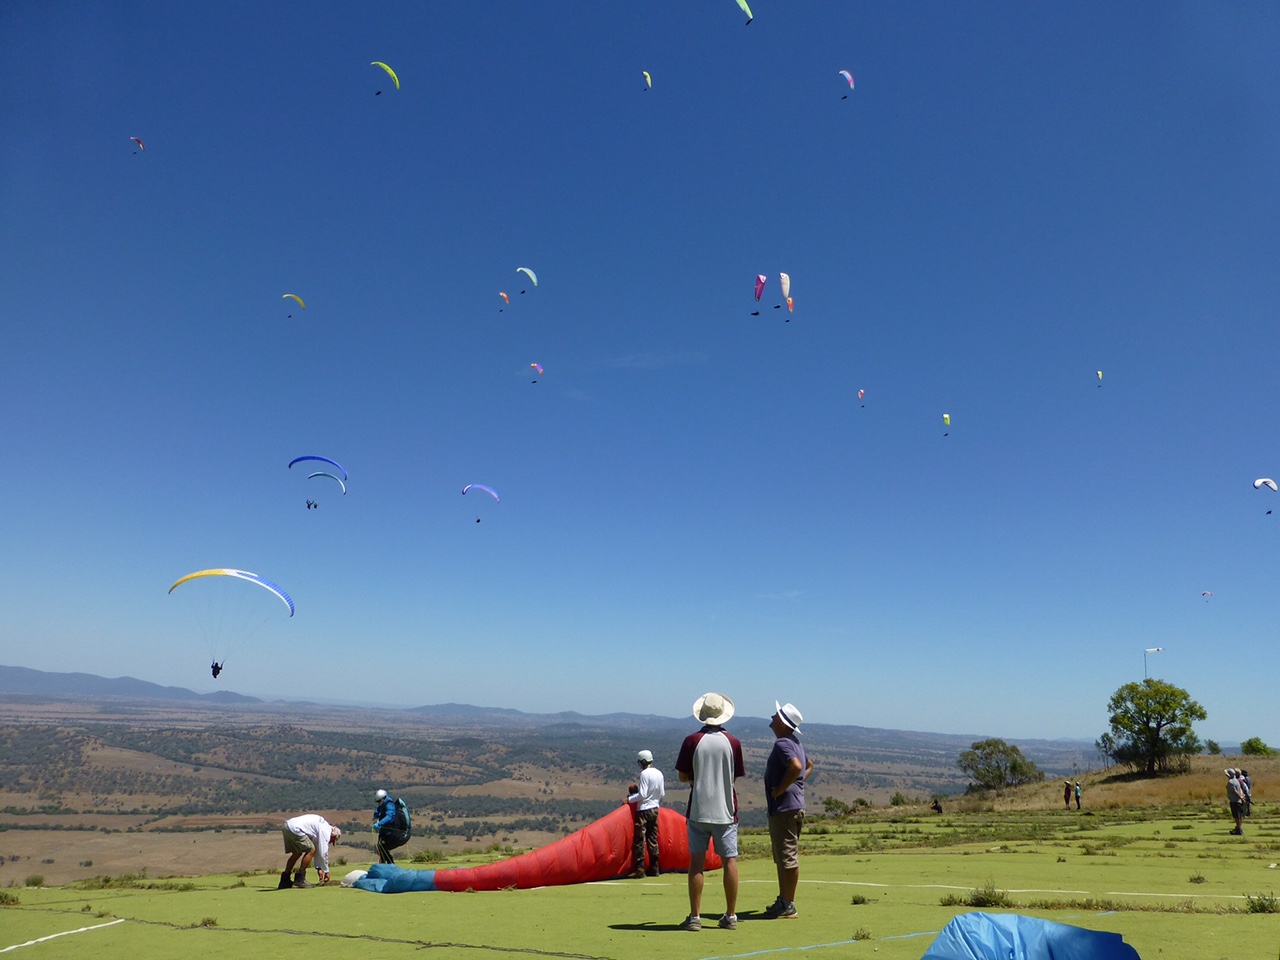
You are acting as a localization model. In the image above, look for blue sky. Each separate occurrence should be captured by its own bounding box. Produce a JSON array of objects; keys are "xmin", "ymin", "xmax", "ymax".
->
[{"xmin": 2, "ymin": 3, "xmax": 1278, "ymax": 742}]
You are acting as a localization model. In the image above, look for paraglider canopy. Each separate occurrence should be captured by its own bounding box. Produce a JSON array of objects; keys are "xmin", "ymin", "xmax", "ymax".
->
[
  {"xmin": 282, "ymin": 293, "xmax": 306, "ymax": 310},
  {"xmin": 169, "ymin": 569, "xmax": 296, "ymax": 617},
  {"xmin": 754, "ymin": 275, "xmax": 766, "ymax": 302},
  {"xmin": 289, "ymin": 455, "xmax": 348, "ymax": 481},
  {"xmin": 462, "ymin": 484, "xmax": 501, "ymax": 502},
  {"xmin": 516, "ymin": 266, "xmax": 538, "ymax": 287},
  {"xmin": 1254, "ymin": 478, "xmax": 1278, "ymax": 492},
  {"xmin": 371, "ymin": 61, "xmax": 400, "ymax": 89},
  {"xmin": 130, "ymin": 136, "xmax": 145, "ymax": 151}
]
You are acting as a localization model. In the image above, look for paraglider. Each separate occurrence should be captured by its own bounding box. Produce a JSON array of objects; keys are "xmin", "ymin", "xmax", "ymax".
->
[
  {"xmin": 129, "ymin": 136, "xmax": 145, "ymax": 152},
  {"xmin": 289, "ymin": 456, "xmax": 348, "ymax": 481},
  {"xmin": 785, "ymin": 296, "xmax": 794, "ymax": 314},
  {"xmin": 371, "ymin": 61, "xmax": 399, "ymax": 93},
  {"xmin": 530, "ymin": 363, "xmax": 543, "ymax": 377},
  {"xmin": 735, "ymin": 0, "xmax": 753, "ymax": 25},
  {"xmin": 1255, "ymin": 478, "xmax": 1278, "ymax": 492},
  {"xmin": 642, "ymin": 70, "xmax": 652, "ymax": 90},
  {"xmin": 169, "ymin": 569, "xmax": 296, "ymax": 674},
  {"xmin": 516, "ymin": 267, "xmax": 538, "ymax": 292},
  {"xmin": 838, "ymin": 70, "xmax": 854, "ymax": 99},
  {"xmin": 779, "ymin": 273, "xmax": 791, "ymax": 300},
  {"xmin": 282, "ymin": 293, "xmax": 305, "ymax": 317},
  {"xmin": 858, "ymin": 388, "xmax": 865, "ymax": 406},
  {"xmin": 499, "ymin": 292, "xmax": 509, "ymax": 304},
  {"xmin": 942, "ymin": 413, "xmax": 951, "ymax": 436},
  {"xmin": 1097, "ymin": 370, "xmax": 1104, "ymax": 386},
  {"xmin": 308, "ymin": 472, "xmax": 347, "ymax": 495},
  {"xmin": 1201, "ymin": 591, "xmax": 1214, "ymax": 601},
  {"xmin": 754, "ymin": 275, "xmax": 766, "ymax": 302}
]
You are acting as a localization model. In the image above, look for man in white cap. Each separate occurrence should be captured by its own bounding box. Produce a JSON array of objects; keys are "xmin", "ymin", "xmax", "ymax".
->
[
  {"xmin": 279, "ymin": 813, "xmax": 341, "ymax": 888},
  {"xmin": 627, "ymin": 749, "xmax": 665, "ymax": 878},
  {"xmin": 762, "ymin": 701, "xmax": 813, "ymax": 918},
  {"xmin": 675, "ymin": 692, "xmax": 745, "ymax": 931}
]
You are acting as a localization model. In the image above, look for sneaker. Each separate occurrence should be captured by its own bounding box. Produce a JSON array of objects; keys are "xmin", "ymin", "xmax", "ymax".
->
[
  {"xmin": 628, "ymin": 869, "xmax": 645, "ymax": 879},
  {"xmin": 645, "ymin": 867, "xmax": 660, "ymax": 877},
  {"xmin": 277, "ymin": 871, "xmax": 293, "ymax": 890},
  {"xmin": 718, "ymin": 914, "xmax": 738, "ymax": 930},
  {"xmin": 291, "ymin": 878, "xmax": 313, "ymax": 889},
  {"xmin": 762, "ymin": 897, "xmax": 786, "ymax": 918},
  {"xmin": 679, "ymin": 915, "xmax": 702, "ymax": 931},
  {"xmin": 776, "ymin": 902, "xmax": 798, "ymax": 919}
]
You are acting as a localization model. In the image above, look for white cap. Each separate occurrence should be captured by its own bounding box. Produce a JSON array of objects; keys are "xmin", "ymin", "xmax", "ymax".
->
[
  {"xmin": 637, "ymin": 749, "xmax": 653, "ymax": 763},
  {"xmin": 374, "ymin": 789, "xmax": 388, "ymax": 801}
]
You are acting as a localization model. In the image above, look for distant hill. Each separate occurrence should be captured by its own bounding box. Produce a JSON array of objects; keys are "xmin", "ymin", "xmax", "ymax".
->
[{"xmin": 0, "ymin": 664, "xmax": 261, "ymax": 704}]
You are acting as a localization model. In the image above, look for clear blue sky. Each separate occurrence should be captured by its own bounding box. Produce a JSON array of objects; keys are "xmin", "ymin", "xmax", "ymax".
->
[{"xmin": 3, "ymin": 3, "xmax": 1278, "ymax": 743}]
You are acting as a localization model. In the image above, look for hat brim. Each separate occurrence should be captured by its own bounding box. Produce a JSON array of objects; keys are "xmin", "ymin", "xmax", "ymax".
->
[{"xmin": 692, "ymin": 693, "xmax": 735, "ymax": 725}]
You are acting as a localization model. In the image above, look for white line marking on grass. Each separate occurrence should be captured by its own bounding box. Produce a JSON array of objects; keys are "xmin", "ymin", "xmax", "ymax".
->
[
  {"xmin": 1, "ymin": 918, "xmax": 125, "ymax": 953},
  {"xmin": 1105, "ymin": 890, "xmax": 1247, "ymax": 899},
  {"xmin": 804, "ymin": 880, "xmax": 1092, "ymax": 895}
]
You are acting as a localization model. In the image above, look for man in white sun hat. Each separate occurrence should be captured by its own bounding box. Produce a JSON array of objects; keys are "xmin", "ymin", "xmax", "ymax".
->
[
  {"xmin": 675, "ymin": 692, "xmax": 745, "ymax": 931},
  {"xmin": 762, "ymin": 700, "xmax": 813, "ymax": 919}
]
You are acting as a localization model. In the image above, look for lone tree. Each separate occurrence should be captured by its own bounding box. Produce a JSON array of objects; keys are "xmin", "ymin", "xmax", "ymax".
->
[
  {"xmin": 957, "ymin": 738, "xmax": 1044, "ymax": 791},
  {"xmin": 1097, "ymin": 679, "xmax": 1206, "ymax": 775},
  {"xmin": 1240, "ymin": 737, "xmax": 1278, "ymax": 757}
]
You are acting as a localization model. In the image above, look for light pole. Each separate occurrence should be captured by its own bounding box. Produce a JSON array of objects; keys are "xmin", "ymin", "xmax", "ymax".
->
[{"xmin": 1143, "ymin": 646, "xmax": 1164, "ymax": 679}]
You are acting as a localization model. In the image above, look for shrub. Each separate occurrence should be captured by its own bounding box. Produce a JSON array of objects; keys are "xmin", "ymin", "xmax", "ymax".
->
[
  {"xmin": 411, "ymin": 849, "xmax": 447, "ymax": 863},
  {"xmin": 890, "ymin": 792, "xmax": 908, "ymax": 807},
  {"xmin": 850, "ymin": 894, "xmax": 869, "ymax": 905},
  {"xmin": 1189, "ymin": 871, "xmax": 1206, "ymax": 884},
  {"xmin": 968, "ymin": 881, "xmax": 1013, "ymax": 908},
  {"xmin": 0, "ymin": 891, "xmax": 19, "ymax": 905},
  {"xmin": 23, "ymin": 875, "xmax": 44, "ymax": 888},
  {"xmin": 1244, "ymin": 892, "xmax": 1278, "ymax": 914},
  {"xmin": 852, "ymin": 927, "xmax": 873, "ymax": 941}
]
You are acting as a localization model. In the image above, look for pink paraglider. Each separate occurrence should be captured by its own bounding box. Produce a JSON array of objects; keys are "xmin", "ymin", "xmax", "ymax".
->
[{"xmin": 754, "ymin": 274, "xmax": 766, "ymax": 302}]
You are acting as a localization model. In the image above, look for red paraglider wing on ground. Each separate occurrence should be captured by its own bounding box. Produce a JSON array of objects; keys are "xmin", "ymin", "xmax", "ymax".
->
[{"xmin": 431, "ymin": 805, "xmax": 721, "ymax": 891}]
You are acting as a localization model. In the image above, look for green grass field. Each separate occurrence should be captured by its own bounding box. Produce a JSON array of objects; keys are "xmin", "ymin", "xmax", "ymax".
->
[{"xmin": 5, "ymin": 805, "xmax": 1277, "ymax": 960}]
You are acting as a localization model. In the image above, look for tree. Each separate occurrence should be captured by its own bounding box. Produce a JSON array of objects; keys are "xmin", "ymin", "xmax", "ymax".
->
[
  {"xmin": 1205, "ymin": 740, "xmax": 1221, "ymax": 755},
  {"xmin": 1240, "ymin": 737, "xmax": 1278, "ymax": 757},
  {"xmin": 1102, "ymin": 679, "xmax": 1206, "ymax": 775},
  {"xmin": 957, "ymin": 738, "xmax": 1045, "ymax": 791}
]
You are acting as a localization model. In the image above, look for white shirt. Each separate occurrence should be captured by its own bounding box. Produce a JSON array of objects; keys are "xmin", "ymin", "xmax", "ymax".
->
[{"xmin": 629, "ymin": 766, "xmax": 665, "ymax": 811}]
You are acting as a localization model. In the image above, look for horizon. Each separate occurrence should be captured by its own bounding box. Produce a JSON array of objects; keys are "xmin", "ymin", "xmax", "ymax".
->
[{"xmin": 2, "ymin": 4, "xmax": 1278, "ymax": 743}]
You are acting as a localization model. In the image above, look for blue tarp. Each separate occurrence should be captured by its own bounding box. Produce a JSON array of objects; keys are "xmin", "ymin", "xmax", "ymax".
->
[{"xmin": 920, "ymin": 912, "xmax": 1141, "ymax": 960}]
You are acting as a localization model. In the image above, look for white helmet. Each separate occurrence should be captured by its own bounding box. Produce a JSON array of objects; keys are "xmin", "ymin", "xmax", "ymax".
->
[
  {"xmin": 637, "ymin": 750, "xmax": 653, "ymax": 763},
  {"xmin": 374, "ymin": 789, "xmax": 388, "ymax": 801}
]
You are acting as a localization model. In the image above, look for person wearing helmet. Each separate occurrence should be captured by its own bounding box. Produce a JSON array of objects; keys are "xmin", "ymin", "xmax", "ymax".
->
[
  {"xmin": 373, "ymin": 789, "xmax": 411, "ymax": 863},
  {"xmin": 627, "ymin": 749, "xmax": 665, "ymax": 878}
]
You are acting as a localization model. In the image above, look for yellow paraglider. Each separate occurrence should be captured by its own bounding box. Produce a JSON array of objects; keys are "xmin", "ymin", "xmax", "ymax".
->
[
  {"xmin": 371, "ymin": 61, "xmax": 400, "ymax": 90},
  {"xmin": 642, "ymin": 71, "xmax": 652, "ymax": 89},
  {"xmin": 282, "ymin": 293, "xmax": 305, "ymax": 310},
  {"xmin": 517, "ymin": 266, "xmax": 538, "ymax": 287}
]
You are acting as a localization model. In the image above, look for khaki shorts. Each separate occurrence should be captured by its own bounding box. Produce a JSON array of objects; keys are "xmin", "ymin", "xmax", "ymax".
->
[
  {"xmin": 282, "ymin": 825, "xmax": 315, "ymax": 855},
  {"xmin": 768, "ymin": 810, "xmax": 804, "ymax": 869}
]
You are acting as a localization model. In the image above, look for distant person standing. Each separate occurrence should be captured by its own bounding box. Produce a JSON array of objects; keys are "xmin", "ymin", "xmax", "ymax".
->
[
  {"xmin": 279, "ymin": 813, "xmax": 340, "ymax": 888},
  {"xmin": 1240, "ymin": 769, "xmax": 1253, "ymax": 816},
  {"xmin": 1074, "ymin": 781, "xmax": 1082, "ymax": 810},
  {"xmin": 762, "ymin": 701, "xmax": 813, "ymax": 920},
  {"xmin": 1063, "ymin": 780, "xmax": 1072, "ymax": 810},
  {"xmin": 373, "ymin": 789, "xmax": 411, "ymax": 863},
  {"xmin": 1226, "ymin": 769, "xmax": 1246, "ymax": 835},
  {"xmin": 675, "ymin": 692, "xmax": 745, "ymax": 931},
  {"xmin": 627, "ymin": 749, "xmax": 665, "ymax": 878}
]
